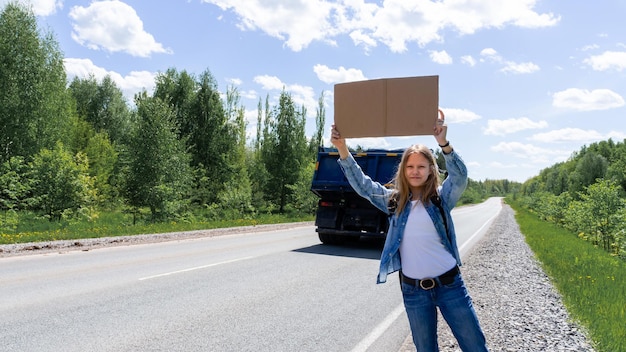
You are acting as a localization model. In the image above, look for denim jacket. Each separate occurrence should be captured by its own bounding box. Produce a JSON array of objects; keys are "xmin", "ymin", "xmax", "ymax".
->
[{"xmin": 337, "ymin": 150, "xmax": 468, "ymax": 284}]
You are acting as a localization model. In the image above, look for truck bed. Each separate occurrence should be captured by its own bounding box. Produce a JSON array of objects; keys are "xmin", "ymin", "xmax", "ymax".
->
[
  {"xmin": 311, "ymin": 148, "xmax": 404, "ymax": 197},
  {"xmin": 310, "ymin": 148, "xmax": 404, "ymax": 244}
]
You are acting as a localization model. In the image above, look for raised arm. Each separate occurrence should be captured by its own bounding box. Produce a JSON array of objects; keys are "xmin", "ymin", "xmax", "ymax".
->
[
  {"xmin": 434, "ymin": 108, "xmax": 453, "ymax": 155},
  {"xmin": 330, "ymin": 124, "xmax": 350, "ymax": 160}
]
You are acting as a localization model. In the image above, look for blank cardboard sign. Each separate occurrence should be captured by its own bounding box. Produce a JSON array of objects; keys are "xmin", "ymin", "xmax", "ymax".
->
[{"xmin": 334, "ymin": 75, "xmax": 439, "ymax": 138}]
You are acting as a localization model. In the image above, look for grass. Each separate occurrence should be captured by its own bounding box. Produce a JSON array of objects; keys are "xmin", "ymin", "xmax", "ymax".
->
[
  {"xmin": 507, "ymin": 199, "xmax": 625, "ymax": 352},
  {"xmin": 0, "ymin": 209, "xmax": 314, "ymax": 245}
]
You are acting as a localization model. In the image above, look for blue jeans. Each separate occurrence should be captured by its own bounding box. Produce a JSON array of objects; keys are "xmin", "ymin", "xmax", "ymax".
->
[{"xmin": 400, "ymin": 271, "xmax": 488, "ymax": 351}]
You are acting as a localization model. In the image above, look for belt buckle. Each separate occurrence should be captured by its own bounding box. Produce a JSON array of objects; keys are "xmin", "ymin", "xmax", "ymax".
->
[{"xmin": 419, "ymin": 278, "xmax": 436, "ymax": 290}]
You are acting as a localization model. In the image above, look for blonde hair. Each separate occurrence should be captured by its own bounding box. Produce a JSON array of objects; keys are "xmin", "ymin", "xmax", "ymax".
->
[{"xmin": 391, "ymin": 144, "xmax": 440, "ymax": 215}]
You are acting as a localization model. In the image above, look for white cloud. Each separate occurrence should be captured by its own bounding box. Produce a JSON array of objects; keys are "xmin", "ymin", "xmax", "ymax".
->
[
  {"xmin": 583, "ymin": 51, "xmax": 626, "ymax": 71},
  {"xmin": 552, "ymin": 88, "xmax": 625, "ymax": 111},
  {"xmin": 488, "ymin": 161, "xmax": 520, "ymax": 169},
  {"xmin": 224, "ymin": 79, "xmax": 258, "ymax": 101},
  {"xmin": 466, "ymin": 161, "xmax": 481, "ymax": 168},
  {"xmin": 441, "ymin": 108, "xmax": 482, "ymax": 124},
  {"xmin": 450, "ymin": 0, "xmax": 560, "ymax": 30},
  {"xmin": 531, "ymin": 128, "xmax": 602, "ymax": 143},
  {"xmin": 491, "ymin": 141, "xmax": 546, "ymax": 159},
  {"xmin": 349, "ymin": 30, "xmax": 377, "ymax": 53},
  {"xmin": 313, "ymin": 64, "xmax": 367, "ymax": 84},
  {"xmin": 226, "ymin": 78, "xmax": 243, "ymax": 86},
  {"xmin": 484, "ymin": 117, "xmax": 548, "ymax": 136},
  {"xmin": 529, "ymin": 128, "xmax": 626, "ymax": 144},
  {"xmin": 345, "ymin": 137, "xmax": 391, "ymax": 150},
  {"xmin": 201, "ymin": 0, "xmax": 559, "ymax": 52},
  {"xmin": 239, "ymin": 90, "xmax": 258, "ymax": 100},
  {"xmin": 607, "ymin": 130, "xmax": 626, "ymax": 140},
  {"xmin": 500, "ymin": 61, "xmax": 540, "ymax": 74},
  {"xmin": 429, "ymin": 50, "xmax": 453, "ymax": 65},
  {"xmin": 491, "ymin": 141, "xmax": 570, "ymax": 164},
  {"xmin": 253, "ymin": 75, "xmax": 318, "ymax": 117},
  {"xmin": 363, "ymin": 0, "xmax": 559, "ymax": 53},
  {"xmin": 580, "ymin": 44, "xmax": 599, "ymax": 51},
  {"xmin": 480, "ymin": 48, "xmax": 539, "ymax": 74},
  {"xmin": 68, "ymin": 1, "xmax": 171, "ymax": 57},
  {"xmin": 461, "ymin": 55, "xmax": 476, "ymax": 67},
  {"xmin": 203, "ymin": 0, "xmax": 337, "ymax": 52},
  {"xmin": 1, "ymin": 0, "xmax": 61, "ymax": 16},
  {"xmin": 64, "ymin": 58, "xmax": 156, "ymax": 101},
  {"xmin": 480, "ymin": 48, "xmax": 500, "ymax": 60},
  {"xmin": 253, "ymin": 75, "xmax": 284, "ymax": 91}
]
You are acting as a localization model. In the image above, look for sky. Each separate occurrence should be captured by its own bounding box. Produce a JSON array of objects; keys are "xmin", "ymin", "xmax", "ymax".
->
[{"xmin": 3, "ymin": 0, "xmax": 626, "ymax": 183}]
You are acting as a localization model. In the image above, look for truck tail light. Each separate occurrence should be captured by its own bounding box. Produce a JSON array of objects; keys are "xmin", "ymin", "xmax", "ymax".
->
[{"xmin": 319, "ymin": 201, "xmax": 335, "ymax": 207}]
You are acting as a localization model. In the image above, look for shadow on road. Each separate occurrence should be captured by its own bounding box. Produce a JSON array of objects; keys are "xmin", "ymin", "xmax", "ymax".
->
[{"xmin": 292, "ymin": 239, "xmax": 383, "ymax": 260}]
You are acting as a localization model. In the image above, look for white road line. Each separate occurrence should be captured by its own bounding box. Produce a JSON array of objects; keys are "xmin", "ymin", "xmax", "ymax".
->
[
  {"xmin": 458, "ymin": 210, "xmax": 501, "ymax": 254},
  {"xmin": 138, "ymin": 256, "xmax": 255, "ymax": 281},
  {"xmin": 350, "ymin": 303, "xmax": 405, "ymax": 352}
]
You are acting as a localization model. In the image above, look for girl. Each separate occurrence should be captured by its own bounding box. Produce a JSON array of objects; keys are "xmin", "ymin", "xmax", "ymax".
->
[{"xmin": 330, "ymin": 111, "xmax": 488, "ymax": 351}]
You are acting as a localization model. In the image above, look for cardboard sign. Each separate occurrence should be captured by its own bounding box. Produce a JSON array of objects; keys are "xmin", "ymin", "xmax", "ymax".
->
[{"xmin": 334, "ymin": 75, "xmax": 439, "ymax": 138}]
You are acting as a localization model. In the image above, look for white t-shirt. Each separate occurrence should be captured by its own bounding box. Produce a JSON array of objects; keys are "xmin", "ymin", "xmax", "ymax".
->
[{"xmin": 399, "ymin": 200, "xmax": 457, "ymax": 279}]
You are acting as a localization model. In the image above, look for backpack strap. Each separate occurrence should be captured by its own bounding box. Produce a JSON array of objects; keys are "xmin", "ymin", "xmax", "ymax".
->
[
  {"xmin": 430, "ymin": 195, "xmax": 451, "ymax": 243},
  {"xmin": 387, "ymin": 192, "xmax": 398, "ymax": 216}
]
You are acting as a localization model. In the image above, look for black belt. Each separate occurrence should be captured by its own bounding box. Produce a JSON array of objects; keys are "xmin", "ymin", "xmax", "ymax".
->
[{"xmin": 400, "ymin": 266, "xmax": 459, "ymax": 290}]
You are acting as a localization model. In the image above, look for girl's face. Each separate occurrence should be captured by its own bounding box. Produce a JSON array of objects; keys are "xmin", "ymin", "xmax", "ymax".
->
[{"xmin": 404, "ymin": 152, "xmax": 431, "ymax": 192}]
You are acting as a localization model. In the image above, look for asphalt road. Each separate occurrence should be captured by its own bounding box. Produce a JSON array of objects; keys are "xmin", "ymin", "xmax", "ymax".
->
[{"xmin": 0, "ymin": 198, "xmax": 502, "ymax": 352}]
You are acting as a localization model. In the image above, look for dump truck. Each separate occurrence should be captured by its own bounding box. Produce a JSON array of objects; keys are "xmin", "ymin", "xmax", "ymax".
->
[{"xmin": 310, "ymin": 147, "xmax": 404, "ymax": 244}]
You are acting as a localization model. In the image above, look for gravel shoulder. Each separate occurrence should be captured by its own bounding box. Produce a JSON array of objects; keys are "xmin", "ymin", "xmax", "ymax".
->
[
  {"xmin": 399, "ymin": 204, "xmax": 595, "ymax": 351},
  {"xmin": 0, "ymin": 221, "xmax": 314, "ymax": 258}
]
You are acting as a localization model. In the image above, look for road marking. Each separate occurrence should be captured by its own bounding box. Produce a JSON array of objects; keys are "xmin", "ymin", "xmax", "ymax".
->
[
  {"xmin": 138, "ymin": 256, "xmax": 254, "ymax": 281},
  {"xmin": 459, "ymin": 209, "xmax": 501, "ymax": 255},
  {"xmin": 350, "ymin": 303, "xmax": 405, "ymax": 352}
]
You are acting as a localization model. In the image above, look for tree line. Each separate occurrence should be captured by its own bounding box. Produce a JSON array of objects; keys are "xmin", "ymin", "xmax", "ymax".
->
[
  {"xmin": 517, "ymin": 138, "xmax": 626, "ymax": 259},
  {"xmin": 0, "ymin": 3, "xmax": 323, "ymax": 228},
  {"xmin": 0, "ymin": 3, "xmax": 515, "ymax": 234}
]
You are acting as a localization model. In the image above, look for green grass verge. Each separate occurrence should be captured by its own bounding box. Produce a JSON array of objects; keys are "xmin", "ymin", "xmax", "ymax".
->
[
  {"xmin": 1, "ymin": 210, "xmax": 314, "ymax": 245},
  {"xmin": 507, "ymin": 199, "xmax": 625, "ymax": 352}
]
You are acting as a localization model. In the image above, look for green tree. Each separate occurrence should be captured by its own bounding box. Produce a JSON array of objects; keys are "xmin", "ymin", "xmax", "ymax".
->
[
  {"xmin": 287, "ymin": 161, "xmax": 318, "ymax": 214},
  {"xmin": 68, "ymin": 75, "xmax": 132, "ymax": 144},
  {"xmin": 261, "ymin": 90, "xmax": 308, "ymax": 212},
  {"xmin": 248, "ymin": 95, "xmax": 271, "ymax": 209},
  {"xmin": 569, "ymin": 151, "xmax": 608, "ymax": 196},
  {"xmin": 578, "ymin": 180, "xmax": 624, "ymax": 253},
  {"xmin": 255, "ymin": 98, "xmax": 263, "ymax": 152},
  {"xmin": 153, "ymin": 68, "xmax": 196, "ymax": 136},
  {"xmin": 84, "ymin": 131, "xmax": 118, "ymax": 205},
  {"xmin": 217, "ymin": 86, "xmax": 253, "ymax": 218},
  {"xmin": 564, "ymin": 181, "xmax": 621, "ymax": 250},
  {"xmin": 67, "ymin": 114, "xmax": 96, "ymax": 155},
  {"xmin": 0, "ymin": 156, "xmax": 30, "ymax": 212},
  {"xmin": 309, "ymin": 91, "xmax": 326, "ymax": 158},
  {"xmin": 519, "ymin": 138, "xmax": 626, "ymax": 259},
  {"xmin": 124, "ymin": 95, "xmax": 192, "ymax": 220},
  {"xmin": 186, "ymin": 70, "xmax": 236, "ymax": 205},
  {"xmin": 0, "ymin": 3, "xmax": 72, "ymax": 162},
  {"xmin": 28, "ymin": 142, "xmax": 96, "ymax": 221},
  {"xmin": 459, "ymin": 179, "xmax": 484, "ymax": 204},
  {"xmin": 153, "ymin": 68, "xmax": 236, "ymax": 206},
  {"xmin": 542, "ymin": 163, "xmax": 569, "ymax": 195},
  {"xmin": 0, "ymin": 156, "xmax": 29, "ymax": 232},
  {"xmin": 606, "ymin": 140, "xmax": 626, "ymax": 196}
]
